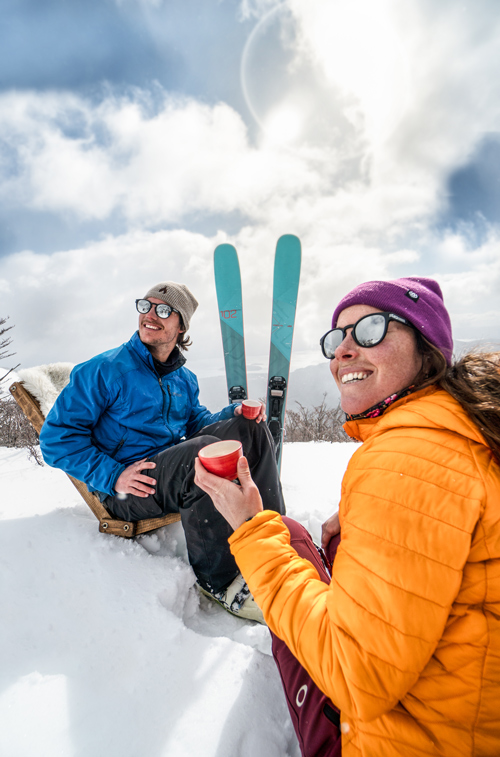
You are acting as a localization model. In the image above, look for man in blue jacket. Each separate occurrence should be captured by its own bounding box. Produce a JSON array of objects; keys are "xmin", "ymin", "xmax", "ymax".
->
[{"xmin": 40, "ymin": 281, "xmax": 285, "ymax": 623}]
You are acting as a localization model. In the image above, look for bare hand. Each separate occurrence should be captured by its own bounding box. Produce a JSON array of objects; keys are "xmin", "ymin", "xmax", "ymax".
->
[
  {"xmin": 234, "ymin": 403, "xmax": 267, "ymax": 423},
  {"xmin": 321, "ymin": 511, "xmax": 340, "ymax": 550},
  {"xmin": 194, "ymin": 456, "xmax": 263, "ymax": 530},
  {"xmin": 114, "ymin": 458, "xmax": 156, "ymax": 498}
]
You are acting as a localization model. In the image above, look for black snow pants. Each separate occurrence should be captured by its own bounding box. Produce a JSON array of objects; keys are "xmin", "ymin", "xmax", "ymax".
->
[{"xmin": 105, "ymin": 414, "xmax": 285, "ymax": 593}]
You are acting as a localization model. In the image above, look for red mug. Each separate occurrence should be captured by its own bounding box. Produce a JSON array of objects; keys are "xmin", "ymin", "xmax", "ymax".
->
[
  {"xmin": 198, "ymin": 440, "xmax": 243, "ymax": 480},
  {"xmin": 241, "ymin": 400, "xmax": 262, "ymax": 419}
]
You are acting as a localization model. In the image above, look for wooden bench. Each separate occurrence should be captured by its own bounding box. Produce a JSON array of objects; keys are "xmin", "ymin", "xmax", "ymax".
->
[{"xmin": 10, "ymin": 380, "xmax": 181, "ymax": 538}]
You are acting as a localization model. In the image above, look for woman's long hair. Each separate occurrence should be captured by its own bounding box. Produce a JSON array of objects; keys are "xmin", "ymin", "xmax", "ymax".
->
[{"xmin": 415, "ymin": 334, "xmax": 500, "ymax": 465}]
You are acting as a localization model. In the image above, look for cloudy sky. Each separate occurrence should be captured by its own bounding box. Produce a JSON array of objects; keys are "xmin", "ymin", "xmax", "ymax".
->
[{"xmin": 1, "ymin": 0, "xmax": 500, "ymax": 397}]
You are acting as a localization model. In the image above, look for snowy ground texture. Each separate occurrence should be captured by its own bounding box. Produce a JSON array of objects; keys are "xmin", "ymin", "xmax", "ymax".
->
[{"xmin": 0, "ymin": 441, "xmax": 357, "ymax": 757}]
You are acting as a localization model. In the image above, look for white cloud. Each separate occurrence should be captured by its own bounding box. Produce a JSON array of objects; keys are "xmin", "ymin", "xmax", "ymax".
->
[
  {"xmin": 7, "ymin": 0, "xmax": 500, "ymax": 237},
  {"xmin": 438, "ymin": 235, "xmax": 500, "ymax": 341},
  {"xmin": 2, "ymin": 0, "xmax": 500, "ymax": 241},
  {"xmin": 289, "ymin": 0, "xmax": 500, "ymax": 195},
  {"xmin": 238, "ymin": 0, "xmax": 282, "ymax": 22},
  {"xmin": 0, "ymin": 90, "xmax": 324, "ymax": 226},
  {"xmin": 1, "ymin": 229, "xmax": 217, "ymax": 367}
]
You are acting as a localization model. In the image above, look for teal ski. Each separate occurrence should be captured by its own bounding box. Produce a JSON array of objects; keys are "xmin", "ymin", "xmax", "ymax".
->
[
  {"xmin": 214, "ymin": 244, "xmax": 248, "ymax": 403},
  {"xmin": 266, "ymin": 235, "xmax": 301, "ymax": 471}
]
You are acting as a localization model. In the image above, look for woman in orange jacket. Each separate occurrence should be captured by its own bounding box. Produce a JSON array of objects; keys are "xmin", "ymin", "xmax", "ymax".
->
[{"xmin": 195, "ymin": 277, "xmax": 500, "ymax": 757}]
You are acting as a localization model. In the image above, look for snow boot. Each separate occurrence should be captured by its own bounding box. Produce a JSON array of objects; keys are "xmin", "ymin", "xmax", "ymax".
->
[{"xmin": 198, "ymin": 573, "xmax": 265, "ymax": 624}]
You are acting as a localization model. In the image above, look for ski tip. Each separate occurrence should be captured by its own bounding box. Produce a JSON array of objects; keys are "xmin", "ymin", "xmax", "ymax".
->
[
  {"xmin": 277, "ymin": 234, "xmax": 301, "ymax": 247},
  {"xmin": 214, "ymin": 243, "xmax": 237, "ymax": 257}
]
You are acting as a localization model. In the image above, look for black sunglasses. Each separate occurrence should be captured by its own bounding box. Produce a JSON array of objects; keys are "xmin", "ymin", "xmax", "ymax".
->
[
  {"xmin": 320, "ymin": 311, "xmax": 413, "ymax": 359},
  {"xmin": 136, "ymin": 299, "xmax": 180, "ymax": 320}
]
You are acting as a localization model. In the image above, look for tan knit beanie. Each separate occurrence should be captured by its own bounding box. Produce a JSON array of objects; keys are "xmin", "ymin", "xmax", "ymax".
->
[{"xmin": 143, "ymin": 282, "xmax": 198, "ymax": 331}]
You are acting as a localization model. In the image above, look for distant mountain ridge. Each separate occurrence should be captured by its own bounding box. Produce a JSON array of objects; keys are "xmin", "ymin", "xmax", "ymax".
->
[
  {"xmin": 198, "ymin": 339, "xmax": 483, "ymax": 412},
  {"xmin": 198, "ymin": 362, "xmax": 339, "ymax": 412}
]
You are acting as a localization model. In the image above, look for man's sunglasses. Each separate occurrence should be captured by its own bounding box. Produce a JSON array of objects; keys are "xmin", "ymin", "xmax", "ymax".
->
[
  {"xmin": 320, "ymin": 311, "xmax": 413, "ymax": 359},
  {"xmin": 136, "ymin": 299, "xmax": 180, "ymax": 320}
]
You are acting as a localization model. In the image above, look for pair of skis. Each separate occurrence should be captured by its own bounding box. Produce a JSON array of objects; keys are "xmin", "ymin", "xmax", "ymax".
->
[{"xmin": 213, "ymin": 235, "xmax": 301, "ymax": 472}]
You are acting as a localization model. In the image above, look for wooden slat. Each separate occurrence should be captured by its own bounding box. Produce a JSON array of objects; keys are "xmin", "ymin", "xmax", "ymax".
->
[
  {"xmin": 134, "ymin": 512, "xmax": 180, "ymax": 534},
  {"xmin": 68, "ymin": 475, "xmax": 116, "ymax": 522},
  {"xmin": 9, "ymin": 382, "xmax": 45, "ymax": 433},
  {"xmin": 9, "ymin": 381, "xmax": 181, "ymax": 537}
]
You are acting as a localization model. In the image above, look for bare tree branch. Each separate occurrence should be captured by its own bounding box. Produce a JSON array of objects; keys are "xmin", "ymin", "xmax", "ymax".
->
[
  {"xmin": 284, "ymin": 393, "xmax": 355, "ymax": 444},
  {"xmin": 0, "ymin": 316, "xmax": 43, "ymax": 464}
]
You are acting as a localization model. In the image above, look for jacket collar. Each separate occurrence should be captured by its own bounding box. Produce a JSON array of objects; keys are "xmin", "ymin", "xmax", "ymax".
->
[
  {"xmin": 344, "ymin": 384, "xmax": 489, "ymax": 449},
  {"xmin": 129, "ymin": 331, "xmax": 186, "ymax": 374},
  {"xmin": 152, "ymin": 347, "xmax": 186, "ymax": 375},
  {"xmin": 344, "ymin": 386, "xmax": 438, "ymax": 442}
]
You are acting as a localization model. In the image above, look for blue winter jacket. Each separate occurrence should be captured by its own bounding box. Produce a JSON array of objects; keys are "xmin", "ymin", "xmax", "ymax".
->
[{"xmin": 39, "ymin": 332, "xmax": 235, "ymax": 496}]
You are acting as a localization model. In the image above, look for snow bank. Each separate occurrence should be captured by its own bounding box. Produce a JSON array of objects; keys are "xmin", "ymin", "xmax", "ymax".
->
[{"xmin": 0, "ymin": 441, "xmax": 357, "ymax": 757}]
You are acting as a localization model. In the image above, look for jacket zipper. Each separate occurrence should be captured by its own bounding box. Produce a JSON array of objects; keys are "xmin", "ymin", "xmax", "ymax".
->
[
  {"xmin": 111, "ymin": 438, "xmax": 125, "ymax": 457},
  {"xmin": 167, "ymin": 384, "xmax": 173, "ymax": 423},
  {"xmin": 158, "ymin": 377, "xmax": 172, "ymax": 424}
]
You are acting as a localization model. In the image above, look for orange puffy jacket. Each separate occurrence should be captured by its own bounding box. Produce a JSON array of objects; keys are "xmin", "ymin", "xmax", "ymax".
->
[{"xmin": 230, "ymin": 387, "xmax": 500, "ymax": 756}]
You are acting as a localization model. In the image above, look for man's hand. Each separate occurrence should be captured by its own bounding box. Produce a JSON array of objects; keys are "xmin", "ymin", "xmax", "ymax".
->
[
  {"xmin": 114, "ymin": 458, "xmax": 156, "ymax": 498},
  {"xmin": 194, "ymin": 456, "xmax": 263, "ymax": 531},
  {"xmin": 321, "ymin": 511, "xmax": 340, "ymax": 550},
  {"xmin": 234, "ymin": 402, "xmax": 267, "ymax": 423}
]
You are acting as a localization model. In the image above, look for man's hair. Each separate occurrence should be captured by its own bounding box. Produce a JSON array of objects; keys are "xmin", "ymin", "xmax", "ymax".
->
[{"xmin": 177, "ymin": 331, "xmax": 192, "ymax": 352}]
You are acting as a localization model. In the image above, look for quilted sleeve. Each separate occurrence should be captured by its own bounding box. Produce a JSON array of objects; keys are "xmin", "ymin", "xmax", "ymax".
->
[
  {"xmin": 229, "ymin": 429, "xmax": 483, "ymax": 722},
  {"xmin": 39, "ymin": 362, "xmax": 126, "ymax": 495}
]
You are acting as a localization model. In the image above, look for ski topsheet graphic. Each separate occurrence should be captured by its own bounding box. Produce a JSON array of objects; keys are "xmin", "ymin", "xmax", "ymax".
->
[
  {"xmin": 214, "ymin": 243, "xmax": 248, "ymax": 403},
  {"xmin": 266, "ymin": 235, "xmax": 301, "ymax": 471}
]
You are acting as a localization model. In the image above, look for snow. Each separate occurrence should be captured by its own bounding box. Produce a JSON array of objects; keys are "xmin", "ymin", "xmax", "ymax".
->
[{"xmin": 0, "ymin": 441, "xmax": 358, "ymax": 757}]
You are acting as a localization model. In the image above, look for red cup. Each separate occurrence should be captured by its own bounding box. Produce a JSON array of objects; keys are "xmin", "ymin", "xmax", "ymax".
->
[
  {"xmin": 241, "ymin": 399, "xmax": 262, "ymax": 419},
  {"xmin": 198, "ymin": 440, "xmax": 243, "ymax": 480}
]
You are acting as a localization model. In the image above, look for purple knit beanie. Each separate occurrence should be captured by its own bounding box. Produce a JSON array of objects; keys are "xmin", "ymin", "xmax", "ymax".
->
[{"xmin": 331, "ymin": 277, "xmax": 453, "ymax": 365}]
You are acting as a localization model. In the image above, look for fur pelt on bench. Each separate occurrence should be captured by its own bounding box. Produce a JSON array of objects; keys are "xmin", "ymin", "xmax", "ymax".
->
[{"xmin": 17, "ymin": 363, "xmax": 74, "ymax": 418}]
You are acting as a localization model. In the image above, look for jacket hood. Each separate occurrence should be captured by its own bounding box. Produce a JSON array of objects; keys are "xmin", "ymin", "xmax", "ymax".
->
[{"xmin": 344, "ymin": 386, "xmax": 488, "ymax": 449}]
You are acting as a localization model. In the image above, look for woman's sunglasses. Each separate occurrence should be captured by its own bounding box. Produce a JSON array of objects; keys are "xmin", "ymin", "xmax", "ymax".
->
[
  {"xmin": 136, "ymin": 299, "xmax": 180, "ymax": 320},
  {"xmin": 320, "ymin": 311, "xmax": 413, "ymax": 359}
]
